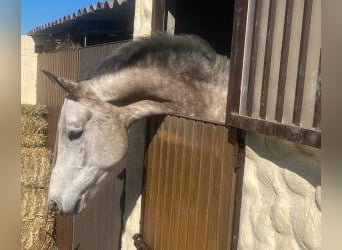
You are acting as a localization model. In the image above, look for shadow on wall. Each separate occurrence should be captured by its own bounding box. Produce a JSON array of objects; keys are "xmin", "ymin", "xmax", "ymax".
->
[{"xmin": 246, "ymin": 132, "xmax": 321, "ymax": 188}]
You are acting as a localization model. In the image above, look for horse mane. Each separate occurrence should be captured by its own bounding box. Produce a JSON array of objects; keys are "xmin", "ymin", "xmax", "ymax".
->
[{"xmin": 84, "ymin": 34, "xmax": 218, "ymax": 80}]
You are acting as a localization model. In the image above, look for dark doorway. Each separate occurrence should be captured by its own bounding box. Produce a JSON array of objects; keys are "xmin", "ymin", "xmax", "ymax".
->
[{"xmin": 167, "ymin": 0, "xmax": 235, "ymax": 56}]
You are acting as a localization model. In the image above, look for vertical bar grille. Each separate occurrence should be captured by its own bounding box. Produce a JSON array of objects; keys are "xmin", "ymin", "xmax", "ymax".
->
[
  {"xmin": 226, "ymin": 0, "xmax": 321, "ymax": 148},
  {"xmin": 226, "ymin": 0, "xmax": 249, "ymax": 117},
  {"xmin": 246, "ymin": 0, "xmax": 262, "ymax": 116},
  {"xmin": 275, "ymin": 0, "xmax": 295, "ymax": 123},
  {"xmin": 313, "ymin": 53, "xmax": 321, "ymax": 129},
  {"xmin": 292, "ymin": 0, "xmax": 313, "ymax": 125},
  {"xmin": 259, "ymin": 0, "xmax": 277, "ymax": 119}
]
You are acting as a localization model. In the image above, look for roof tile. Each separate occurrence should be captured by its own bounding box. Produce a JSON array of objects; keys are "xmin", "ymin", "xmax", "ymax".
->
[{"xmin": 27, "ymin": 1, "xmax": 125, "ymax": 35}]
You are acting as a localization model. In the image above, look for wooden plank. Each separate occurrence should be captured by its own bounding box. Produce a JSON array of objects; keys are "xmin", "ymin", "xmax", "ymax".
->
[
  {"xmin": 175, "ymin": 120, "xmax": 195, "ymax": 250},
  {"xmin": 229, "ymin": 114, "xmax": 321, "ymax": 148},
  {"xmin": 246, "ymin": 0, "xmax": 263, "ymax": 116},
  {"xmin": 217, "ymin": 128, "xmax": 231, "ymax": 250},
  {"xmin": 205, "ymin": 125, "xmax": 225, "ymax": 250},
  {"xmin": 193, "ymin": 123, "xmax": 215, "ymax": 250},
  {"xmin": 153, "ymin": 117, "xmax": 169, "ymax": 250},
  {"xmin": 55, "ymin": 216, "xmax": 73, "ymax": 250},
  {"xmin": 159, "ymin": 116, "xmax": 177, "ymax": 250},
  {"xmin": 293, "ymin": 0, "xmax": 314, "ymax": 125},
  {"xmin": 260, "ymin": 0, "xmax": 277, "ymax": 119},
  {"xmin": 275, "ymin": 0, "xmax": 295, "ymax": 122},
  {"xmin": 168, "ymin": 118, "xmax": 186, "ymax": 250},
  {"xmin": 185, "ymin": 122, "xmax": 204, "ymax": 250},
  {"xmin": 313, "ymin": 53, "xmax": 321, "ymax": 128},
  {"xmin": 226, "ymin": 0, "xmax": 249, "ymax": 121}
]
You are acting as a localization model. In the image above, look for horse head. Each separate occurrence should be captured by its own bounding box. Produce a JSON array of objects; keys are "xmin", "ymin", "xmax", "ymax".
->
[{"xmin": 43, "ymin": 70, "xmax": 168, "ymax": 215}]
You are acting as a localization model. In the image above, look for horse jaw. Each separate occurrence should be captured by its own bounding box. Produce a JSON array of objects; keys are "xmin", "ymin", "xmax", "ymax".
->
[{"xmin": 48, "ymin": 98, "xmax": 128, "ymax": 215}]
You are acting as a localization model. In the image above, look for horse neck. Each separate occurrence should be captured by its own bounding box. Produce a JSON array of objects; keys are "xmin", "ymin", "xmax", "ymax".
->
[{"xmin": 87, "ymin": 61, "xmax": 229, "ymax": 123}]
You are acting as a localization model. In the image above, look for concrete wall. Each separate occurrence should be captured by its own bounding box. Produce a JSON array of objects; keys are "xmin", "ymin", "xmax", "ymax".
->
[
  {"xmin": 133, "ymin": 0, "xmax": 153, "ymax": 38},
  {"xmin": 21, "ymin": 35, "xmax": 37, "ymax": 104},
  {"xmin": 238, "ymin": 133, "xmax": 321, "ymax": 249}
]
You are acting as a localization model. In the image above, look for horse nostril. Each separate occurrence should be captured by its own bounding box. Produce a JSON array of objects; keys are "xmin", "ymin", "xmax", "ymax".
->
[
  {"xmin": 73, "ymin": 199, "xmax": 82, "ymax": 214},
  {"xmin": 48, "ymin": 200, "xmax": 59, "ymax": 213}
]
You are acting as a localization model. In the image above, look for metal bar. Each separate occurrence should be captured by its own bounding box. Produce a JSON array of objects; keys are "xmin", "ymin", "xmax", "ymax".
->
[
  {"xmin": 260, "ymin": 0, "xmax": 277, "ymax": 119},
  {"xmin": 313, "ymin": 52, "xmax": 321, "ymax": 128},
  {"xmin": 275, "ymin": 0, "xmax": 295, "ymax": 122},
  {"xmin": 229, "ymin": 114, "xmax": 321, "ymax": 148},
  {"xmin": 152, "ymin": 0, "xmax": 166, "ymax": 33},
  {"xmin": 293, "ymin": 0, "xmax": 314, "ymax": 125},
  {"xmin": 226, "ymin": 0, "xmax": 249, "ymax": 123},
  {"xmin": 246, "ymin": 0, "xmax": 263, "ymax": 117},
  {"xmin": 230, "ymin": 129, "xmax": 246, "ymax": 250}
]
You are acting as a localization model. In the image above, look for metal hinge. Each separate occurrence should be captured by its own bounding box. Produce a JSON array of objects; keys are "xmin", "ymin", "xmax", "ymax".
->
[{"xmin": 132, "ymin": 233, "xmax": 151, "ymax": 250}]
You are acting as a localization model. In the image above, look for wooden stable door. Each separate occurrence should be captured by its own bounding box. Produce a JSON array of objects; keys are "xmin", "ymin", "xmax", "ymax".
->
[{"xmin": 141, "ymin": 116, "xmax": 238, "ymax": 250}]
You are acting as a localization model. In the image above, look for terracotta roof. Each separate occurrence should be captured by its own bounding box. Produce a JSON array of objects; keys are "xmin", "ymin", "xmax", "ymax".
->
[{"xmin": 28, "ymin": 1, "xmax": 126, "ymax": 35}]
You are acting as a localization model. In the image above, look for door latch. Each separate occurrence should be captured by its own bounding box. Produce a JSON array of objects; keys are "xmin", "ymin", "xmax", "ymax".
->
[{"xmin": 132, "ymin": 233, "xmax": 151, "ymax": 250}]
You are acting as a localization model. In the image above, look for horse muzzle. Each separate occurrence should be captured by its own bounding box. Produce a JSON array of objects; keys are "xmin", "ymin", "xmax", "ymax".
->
[{"xmin": 48, "ymin": 198, "xmax": 83, "ymax": 215}]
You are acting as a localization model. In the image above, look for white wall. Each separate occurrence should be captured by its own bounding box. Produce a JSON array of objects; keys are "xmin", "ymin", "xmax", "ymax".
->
[
  {"xmin": 21, "ymin": 35, "xmax": 37, "ymax": 104},
  {"xmin": 133, "ymin": 0, "xmax": 153, "ymax": 39},
  {"xmin": 238, "ymin": 133, "xmax": 321, "ymax": 249}
]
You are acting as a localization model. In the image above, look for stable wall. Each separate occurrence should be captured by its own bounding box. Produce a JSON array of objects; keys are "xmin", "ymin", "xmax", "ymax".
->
[
  {"xmin": 21, "ymin": 35, "xmax": 37, "ymax": 104},
  {"xmin": 238, "ymin": 133, "xmax": 321, "ymax": 249},
  {"xmin": 133, "ymin": 0, "xmax": 153, "ymax": 38}
]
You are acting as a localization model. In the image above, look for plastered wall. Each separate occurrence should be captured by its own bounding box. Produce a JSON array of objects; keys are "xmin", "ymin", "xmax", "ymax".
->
[
  {"xmin": 238, "ymin": 133, "xmax": 321, "ymax": 249},
  {"xmin": 133, "ymin": 0, "xmax": 153, "ymax": 38},
  {"xmin": 21, "ymin": 35, "xmax": 37, "ymax": 104}
]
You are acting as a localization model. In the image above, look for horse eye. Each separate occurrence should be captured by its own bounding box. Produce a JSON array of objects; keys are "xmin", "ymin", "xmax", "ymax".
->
[{"xmin": 68, "ymin": 130, "xmax": 83, "ymax": 140}]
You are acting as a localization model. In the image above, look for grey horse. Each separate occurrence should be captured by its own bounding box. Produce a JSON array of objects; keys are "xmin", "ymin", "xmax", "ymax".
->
[{"xmin": 44, "ymin": 34, "xmax": 230, "ymax": 215}]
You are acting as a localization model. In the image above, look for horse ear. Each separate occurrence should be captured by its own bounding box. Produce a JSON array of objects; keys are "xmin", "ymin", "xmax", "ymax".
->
[
  {"xmin": 121, "ymin": 100, "xmax": 171, "ymax": 126},
  {"xmin": 42, "ymin": 70, "xmax": 81, "ymax": 97}
]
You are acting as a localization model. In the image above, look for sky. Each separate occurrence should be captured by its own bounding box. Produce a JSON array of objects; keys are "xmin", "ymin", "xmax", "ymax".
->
[{"xmin": 21, "ymin": 0, "xmax": 100, "ymax": 34}]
